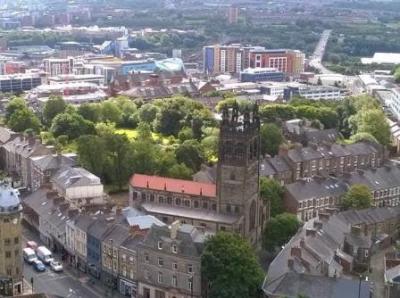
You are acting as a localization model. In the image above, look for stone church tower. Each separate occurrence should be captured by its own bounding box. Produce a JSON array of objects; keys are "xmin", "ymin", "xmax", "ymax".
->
[{"xmin": 216, "ymin": 102, "xmax": 266, "ymax": 245}]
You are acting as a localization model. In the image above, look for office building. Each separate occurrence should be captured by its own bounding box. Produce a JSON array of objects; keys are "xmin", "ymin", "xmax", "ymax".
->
[
  {"xmin": 227, "ymin": 6, "xmax": 239, "ymax": 24},
  {"xmin": 0, "ymin": 74, "xmax": 42, "ymax": 93},
  {"xmin": 240, "ymin": 68, "xmax": 284, "ymax": 82},
  {"xmin": 43, "ymin": 57, "xmax": 74, "ymax": 76}
]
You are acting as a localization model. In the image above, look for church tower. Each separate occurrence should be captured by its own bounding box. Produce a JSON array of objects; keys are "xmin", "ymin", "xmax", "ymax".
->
[{"xmin": 216, "ymin": 102, "xmax": 266, "ymax": 245}]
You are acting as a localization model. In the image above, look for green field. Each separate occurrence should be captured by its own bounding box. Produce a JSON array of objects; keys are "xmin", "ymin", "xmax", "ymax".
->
[{"xmin": 115, "ymin": 129, "xmax": 171, "ymax": 145}]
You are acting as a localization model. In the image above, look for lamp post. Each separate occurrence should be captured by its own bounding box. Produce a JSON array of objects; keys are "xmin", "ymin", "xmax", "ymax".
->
[{"xmin": 358, "ymin": 274, "xmax": 362, "ymax": 298}]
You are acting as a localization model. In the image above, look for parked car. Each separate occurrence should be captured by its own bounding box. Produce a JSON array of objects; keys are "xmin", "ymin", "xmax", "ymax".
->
[
  {"xmin": 50, "ymin": 260, "xmax": 63, "ymax": 272},
  {"xmin": 36, "ymin": 246, "xmax": 53, "ymax": 265},
  {"xmin": 26, "ymin": 241, "xmax": 38, "ymax": 250},
  {"xmin": 23, "ymin": 247, "xmax": 37, "ymax": 264},
  {"xmin": 33, "ymin": 260, "xmax": 46, "ymax": 272}
]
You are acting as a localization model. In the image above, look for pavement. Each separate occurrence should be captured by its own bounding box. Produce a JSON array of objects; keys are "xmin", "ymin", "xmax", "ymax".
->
[{"xmin": 22, "ymin": 222, "xmax": 125, "ymax": 298}]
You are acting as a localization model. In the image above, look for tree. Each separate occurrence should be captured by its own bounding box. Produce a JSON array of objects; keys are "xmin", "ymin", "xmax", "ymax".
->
[
  {"xmin": 8, "ymin": 108, "xmax": 41, "ymax": 133},
  {"xmin": 260, "ymin": 177, "xmax": 284, "ymax": 217},
  {"xmin": 201, "ymin": 232, "xmax": 264, "ymax": 298},
  {"xmin": 76, "ymin": 135, "xmax": 107, "ymax": 178},
  {"xmin": 100, "ymin": 101, "xmax": 122, "ymax": 124},
  {"xmin": 260, "ymin": 123, "xmax": 284, "ymax": 156},
  {"xmin": 342, "ymin": 184, "xmax": 372, "ymax": 210},
  {"xmin": 131, "ymin": 139, "xmax": 160, "ymax": 175},
  {"xmin": 43, "ymin": 96, "xmax": 66, "ymax": 126},
  {"xmin": 168, "ymin": 163, "xmax": 193, "ymax": 179},
  {"xmin": 349, "ymin": 132, "xmax": 378, "ymax": 144},
  {"xmin": 138, "ymin": 103, "xmax": 159, "ymax": 124},
  {"xmin": 263, "ymin": 213, "xmax": 301, "ymax": 251},
  {"xmin": 175, "ymin": 140, "xmax": 204, "ymax": 172},
  {"xmin": 51, "ymin": 113, "xmax": 95, "ymax": 139},
  {"xmin": 354, "ymin": 109, "xmax": 390, "ymax": 146},
  {"xmin": 5, "ymin": 97, "xmax": 27, "ymax": 123},
  {"xmin": 78, "ymin": 103, "xmax": 101, "ymax": 123},
  {"xmin": 104, "ymin": 133, "xmax": 134, "ymax": 190},
  {"xmin": 154, "ymin": 105, "xmax": 184, "ymax": 136}
]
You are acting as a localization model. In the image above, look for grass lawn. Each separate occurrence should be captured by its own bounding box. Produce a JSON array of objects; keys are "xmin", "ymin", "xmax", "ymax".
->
[{"xmin": 115, "ymin": 128, "xmax": 171, "ymax": 145}]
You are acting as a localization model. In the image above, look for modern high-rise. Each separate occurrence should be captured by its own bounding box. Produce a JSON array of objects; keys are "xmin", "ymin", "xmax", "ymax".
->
[
  {"xmin": 249, "ymin": 48, "xmax": 305, "ymax": 77},
  {"xmin": 203, "ymin": 44, "xmax": 305, "ymax": 77},
  {"xmin": 0, "ymin": 182, "xmax": 23, "ymax": 296},
  {"xmin": 227, "ymin": 6, "xmax": 239, "ymax": 24}
]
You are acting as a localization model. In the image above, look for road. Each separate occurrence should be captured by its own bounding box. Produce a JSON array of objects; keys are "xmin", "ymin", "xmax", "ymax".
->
[
  {"xmin": 22, "ymin": 223, "xmax": 119, "ymax": 298},
  {"xmin": 309, "ymin": 29, "xmax": 334, "ymax": 74}
]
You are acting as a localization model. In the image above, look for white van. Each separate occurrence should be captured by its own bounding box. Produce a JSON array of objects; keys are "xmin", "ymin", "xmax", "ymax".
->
[
  {"xmin": 36, "ymin": 246, "xmax": 53, "ymax": 265},
  {"xmin": 23, "ymin": 247, "xmax": 37, "ymax": 264}
]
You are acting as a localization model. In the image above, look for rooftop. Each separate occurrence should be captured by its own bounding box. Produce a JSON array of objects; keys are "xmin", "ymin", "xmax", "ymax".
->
[
  {"xmin": 0, "ymin": 182, "xmax": 21, "ymax": 213},
  {"xmin": 130, "ymin": 174, "xmax": 216, "ymax": 198}
]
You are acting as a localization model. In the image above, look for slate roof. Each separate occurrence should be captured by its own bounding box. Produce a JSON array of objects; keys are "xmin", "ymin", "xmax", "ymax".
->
[
  {"xmin": 52, "ymin": 166, "xmax": 101, "ymax": 189},
  {"xmin": 31, "ymin": 154, "xmax": 77, "ymax": 172},
  {"xmin": 74, "ymin": 214, "xmax": 95, "ymax": 232},
  {"xmin": 0, "ymin": 126, "xmax": 19, "ymax": 145},
  {"xmin": 142, "ymin": 223, "xmax": 207, "ymax": 258},
  {"xmin": 141, "ymin": 203, "xmax": 240, "ymax": 225},
  {"xmin": 304, "ymin": 128, "xmax": 340, "ymax": 145},
  {"xmin": 102, "ymin": 224, "xmax": 130, "ymax": 246},
  {"xmin": 263, "ymin": 272, "xmax": 371, "ymax": 298},
  {"xmin": 131, "ymin": 174, "xmax": 216, "ymax": 198},
  {"xmin": 288, "ymin": 146, "xmax": 323, "ymax": 162},
  {"xmin": 285, "ymin": 177, "xmax": 347, "ymax": 202},
  {"xmin": 126, "ymin": 215, "xmax": 165, "ymax": 230}
]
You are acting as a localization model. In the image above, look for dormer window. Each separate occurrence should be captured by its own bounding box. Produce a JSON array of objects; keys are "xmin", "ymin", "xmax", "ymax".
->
[{"xmin": 158, "ymin": 241, "xmax": 163, "ymax": 250}]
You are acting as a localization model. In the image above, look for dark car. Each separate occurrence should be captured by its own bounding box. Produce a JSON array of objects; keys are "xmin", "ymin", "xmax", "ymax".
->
[{"xmin": 33, "ymin": 259, "xmax": 46, "ymax": 272}]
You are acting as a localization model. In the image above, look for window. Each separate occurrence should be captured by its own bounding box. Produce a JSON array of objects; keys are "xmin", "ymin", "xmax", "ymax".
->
[
  {"xmin": 150, "ymin": 194, "xmax": 155, "ymax": 202},
  {"xmin": 220, "ymin": 226, "xmax": 226, "ymax": 231},
  {"xmin": 133, "ymin": 192, "xmax": 138, "ymax": 199},
  {"xmin": 145, "ymin": 253, "xmax": 149, "ymax": 263},
  {"xmin": 14, "ymin": 237, "xmax": 19, "ymax": 244},
  {"xmin": 159, "ymin": 196, "xmax": 165, "ymax": 204},
  {"xmin": 175, "ymin": 198, "xmax": 181, "ymax": 206},
  {"xmin": 4, "ymin": 238, "xmax": 10, "ymax": 246},
  {"xmin": 145, "ymin": 270, "xmax": 150, "ymax": 280},
  {"xmin": 14, "ymin": 249, "xmax": 19, "ymax": 257},
  {"xmin": 188, "ymin": 277, "xmax": 193, "ymax": 291},
  {"xmin": 187, "ymin": 264, "xmax": 193, "ymax": 273},
  {"xmin": 6, "ymin": 268, "xmax": 11, "ymax": 276},
  {"xmin": 172, "ymin": 244, "xmax": 177, "ymax": 254},
  {"xmin": 129, "ymin": 256, "xmax": 134, "ymax": 262},
  {"xmin": 130, "ymin": 269, "xmax": 134, "ymax": 279},
  {"xmin": 234, "ymin": 206, "xmax": 239, "ymax": 213},
  {"xmin": 184, "ymin": 200, "xmax": 190, "ymax": 207},
  {"xmin": 202, "ymin": 202, "xmax": 208, "ymax": 209},
  {"xmin": 167, "ymin": 197, "xmax": 172, "ymax": 205},
  {"xmin": 158, "ymin": 257, "xmax": 164, "ymax": 267},
  {"xmin": 5, "ymin": 251, "xmax": 11, "ymax": 258},
  {"xmin": 226, "ymin": 204, "xmax": 231, "ymax": 213},
  {"xmin": 172, "ymin": 275, "xmax": 177, "ymax": 287},
  {"xmin": 141, "ymin": 193, "xmax": 147, "ymax": 201},
  {"xmin": 212, "ymin": 204, "xmax": 217, "ymax": 211},
  {"xmin": 172, "ymin": 262, "xmax": 178, "ymax": 270},
  {"xmin": 158, "ymin": 241, "xmax": 163, "ymax": 250},
  {"xmin": 158, "ymin": 272, "xmax": 163, "ymax": 283},
  {"xmin": 122, "ymin": 254, "xmax": 126, "ymax": 261},
  {"xmin": 194, "ymin": 201, "xmax": 199, "ymax": 208}
]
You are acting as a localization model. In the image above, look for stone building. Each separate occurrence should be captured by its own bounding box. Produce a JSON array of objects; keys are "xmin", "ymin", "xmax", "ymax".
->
[
  {"xmin": 0, "ymin": 182, "xmax": 23, "ymax": 296},
  {"xmin": 137, "ymin": 221, "xmax": 205, "ymax": 298},
  {"xmin": 130, "ymin": 105, "xmax": 267, "ymax": 245}
]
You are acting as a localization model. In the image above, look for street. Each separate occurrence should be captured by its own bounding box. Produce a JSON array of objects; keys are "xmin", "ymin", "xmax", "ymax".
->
[
  {"xmin": 309, "ymin": 29, "xmax": 334, "ymax": 74},
  {"xmin": 22, "ymin": 223, "xmax": 121, "ymax": 298}
]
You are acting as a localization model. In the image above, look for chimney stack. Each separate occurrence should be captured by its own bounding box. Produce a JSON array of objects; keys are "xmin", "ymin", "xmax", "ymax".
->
[{"xmin": 170, "ymin": 220, "xmax": 181, "ymax": 239}]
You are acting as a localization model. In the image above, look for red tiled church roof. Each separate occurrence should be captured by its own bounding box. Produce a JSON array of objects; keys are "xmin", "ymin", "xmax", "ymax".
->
[{"xmin": 130, "ymin": 174, "xmax": 216, "ymax": 198}]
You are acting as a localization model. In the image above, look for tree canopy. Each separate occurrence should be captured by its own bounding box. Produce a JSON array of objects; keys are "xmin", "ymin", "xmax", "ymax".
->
[
  {"xmin": 201, "ymin": 232, "xmax": 264, "ymax": 298},
  {"xmin": 263, "ymin": 213, "xmax": 301, "ymax": 251},
  {"xmin": 260, "ymin": 177, "xmax": 285, "ymax": 217},
  {"xmin": 342, "ymin": 184, "xmax": 372, "ymax": 210},
  {"xmin": 260, "ymin": 123, "xmax": 284, "ymax": 157}
]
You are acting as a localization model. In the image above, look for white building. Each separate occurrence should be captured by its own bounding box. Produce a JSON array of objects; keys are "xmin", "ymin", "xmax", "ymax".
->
[
  {"xmin": 361, "ymin": 53, "xmax": 400, "ymax": 65},
  {"xmin": 390, "ymin": 88, "xmax": 400, "ymax": 120},
  {"xmin": 51, "ymin": 166, "xmax": 105, "ymax": 208}
]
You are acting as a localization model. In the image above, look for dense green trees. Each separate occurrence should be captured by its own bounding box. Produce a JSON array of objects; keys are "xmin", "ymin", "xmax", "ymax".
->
[
  {"xmin": 201, "ymin": 232, "xmax": 264, "ymax": 298},
  {"xmin": 43, "ymin": 96, "xmax": 66, "ymax": 126},
  {"xmin": 263, "ymin": 213, "xmax": 301, "ymax": 251},
  {"xmin": 51, "ymin": 113, "xmax": 95, "ymax": 139},
  {"xmin": 260, "ymin": 123, "xmax": 284, "ymax": 156},
  {"xmin": 342, "ymin": 184, "xmax": 372, "ymax": 210},
  {"xmin": 260, "ymin": 177, "xmax": 285, "ymax": 218},
  {"xmin": 5, "ymin": 98, "xmax": 41, "ymax": 133}
]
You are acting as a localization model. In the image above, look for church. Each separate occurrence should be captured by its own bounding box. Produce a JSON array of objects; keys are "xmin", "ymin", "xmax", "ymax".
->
[{"xmin": 129, "ymin": 103, "xmax": 267, "ymax": 245}]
